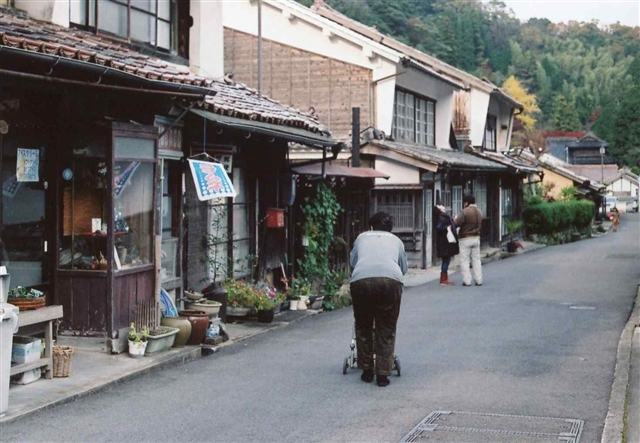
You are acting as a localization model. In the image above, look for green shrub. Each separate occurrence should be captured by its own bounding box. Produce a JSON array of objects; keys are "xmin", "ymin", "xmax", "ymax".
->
[{"xmin": 523, "ymin": 200, "xmax": 595, "ymax": 235}]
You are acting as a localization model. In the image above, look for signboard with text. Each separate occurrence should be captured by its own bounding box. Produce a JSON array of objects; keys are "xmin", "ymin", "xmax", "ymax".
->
[{"xmin": 187, "ymin": 159, "xmax": 236, "ymax": 201}]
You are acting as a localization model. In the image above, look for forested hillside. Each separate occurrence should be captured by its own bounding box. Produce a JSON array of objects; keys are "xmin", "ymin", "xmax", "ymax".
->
[{"xmin": 298, "ymin": 0, "xmax": 640, "ymax": 167}]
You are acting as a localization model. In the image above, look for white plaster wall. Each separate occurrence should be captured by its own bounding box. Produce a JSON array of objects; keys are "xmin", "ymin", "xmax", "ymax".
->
[
  {"xmin": 609, "ymin": 178, "xmax": 638, "ymax": 194},
  {"xmin": 190, "ymin": 0, "xmax": 224, "ymax": 79},
  {"xmin": 487, "ymin": 98, "xmax": 513, "ymax": 151},
  {"xmin": 469, "ymin": 88, "xmax": 491, "ymax": 147},
  {"xmin": 374, "ymin": 158, "xmax": 420, "ymax": 186},
  {"xmin": 14, "ymin": 0, "xmax": 69, "ymax": 27},
  {"xmin": 223, "ymin": 0, "xmax": 398, "ymax": 71},
  {"xmin": 395, "ymin": 67, "xmax": 457, "ymax": 148},
  {"xmin": 375, "ymin": 69, "xmax": 398, "ymax": 137}
]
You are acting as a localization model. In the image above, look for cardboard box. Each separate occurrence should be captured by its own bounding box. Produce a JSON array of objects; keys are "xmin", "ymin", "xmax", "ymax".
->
[
  {"xmin": 12, "ymin": 336, "xmax": 42, "ymax": 365},
  {"xmin": 11, "ymin": 368, "xmax": 41, "ymax": 385}
]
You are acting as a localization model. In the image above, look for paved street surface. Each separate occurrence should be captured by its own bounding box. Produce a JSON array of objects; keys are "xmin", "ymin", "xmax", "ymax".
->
[{"xmin": 2, "ymin": 215, "xmax": 638, "ymax": 443}]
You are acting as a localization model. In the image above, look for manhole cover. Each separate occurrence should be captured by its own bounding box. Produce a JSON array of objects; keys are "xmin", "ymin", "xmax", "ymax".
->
[{"xmin": 400, "ymin": 411, "xmax": 584, "ymax": 442}]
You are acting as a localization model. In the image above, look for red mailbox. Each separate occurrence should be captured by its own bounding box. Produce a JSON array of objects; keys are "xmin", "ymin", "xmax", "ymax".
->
[{"xmin": 266, "ymin": 208, "xmax": 285, "ymax": 228}]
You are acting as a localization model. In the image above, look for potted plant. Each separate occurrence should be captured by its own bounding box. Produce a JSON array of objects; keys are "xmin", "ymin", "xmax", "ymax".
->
[
  {"xmin": 253, "ymin": 289, "xmax": 276, "ymax": 323},
  {"xmin": 145, "ymin": 326, "xmax": 180, "ymax": 355},
  {"xmin": 8, "ymin": 286, "xmax": 46, "ymax": 310},
  {"xmin": 222, "ymin": 279, "xmax": 254, "ymax": 317},
  {"xmin": 185, "ymin": 299, "xmax": 222, "ymax": 318},
  {"xmin": 505, "ymin": 219, "xmax": 524, "ymax": 253},
  {"xmin": 128, "ymin": 323, "xmax": 149, "ymax": 358},
  {"xmin": 290, "ymin": 278, "xmax": 312, "ymax": 311}
]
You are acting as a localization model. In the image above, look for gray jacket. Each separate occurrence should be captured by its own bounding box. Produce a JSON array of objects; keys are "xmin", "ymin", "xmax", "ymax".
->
[{"xmin": 350, "ymin": 231, "xmax": 408, "ymax": 284}]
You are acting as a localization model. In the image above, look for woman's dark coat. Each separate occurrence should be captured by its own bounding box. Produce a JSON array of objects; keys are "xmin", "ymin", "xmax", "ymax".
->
[{"xmin": 435, "ymin": 210, "xmax": 460, "ymax": 258}]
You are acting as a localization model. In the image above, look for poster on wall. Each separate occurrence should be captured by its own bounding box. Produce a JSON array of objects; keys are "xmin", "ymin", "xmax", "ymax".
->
[
  {"xmin": 16, "ymin": 148, "xmax": 39, "ymax": 182},
  {"xmin": 114, "ymin": 161, "xmax": 140, "ymax": 198},
  {"xmin": 2, "ymin": 174, "xmax": 21, "ymax": 198},
  {"xmin": 187, "ymin": 159, "xmax": 236, "ymax": 201}
]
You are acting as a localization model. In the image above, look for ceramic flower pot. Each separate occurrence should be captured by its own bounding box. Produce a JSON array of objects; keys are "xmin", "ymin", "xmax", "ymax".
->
[
  {"xmin": 161, "ymin": 316, "xmax": 192, "ymax": 348},
  {"xmin": 227, "ymin": 306, "xmax": 251, "ymax": 317},
  {"xmin": 128, "ymin": 340, "xmax": 147, "ymax": 358},
  {"xmin": 257, "ymin": 309, "xmax": 275, "ymax": 324},
  {"xmin": 185, "ymin": 301, "xmax": 222, "ymax": 318},
  {"xmin": 289, "ymin": 299, "xmax": 298, "ymax": 311},
  {"xmin": 298, "ymin": 296, "xmax": 309, "ymax": 311},
  {"xmin": 179, "ymin": 310, "xmax": 209, "ymax": 345},
  {"xmin": 145, "ymin": 327, "xmax": 180, "ymax": 355}
]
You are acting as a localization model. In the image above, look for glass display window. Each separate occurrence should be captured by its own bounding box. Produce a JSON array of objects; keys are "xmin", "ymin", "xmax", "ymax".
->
[
  {"xmin": 112, "ymin": 134, "xmax": 157, "ymax": 271},
  {"xmin": 59, "ymin": 138, "xmax": 109, "ymax": 271}
]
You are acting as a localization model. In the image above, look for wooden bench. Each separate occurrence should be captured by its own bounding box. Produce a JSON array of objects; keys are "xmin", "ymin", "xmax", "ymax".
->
[{"xmin": 10, "ymin": 306, "xmax": 63, "ymax": 380}]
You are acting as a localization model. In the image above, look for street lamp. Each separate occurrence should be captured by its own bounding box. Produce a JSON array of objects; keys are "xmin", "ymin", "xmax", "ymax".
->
[{"xmin": 599, "ymin": 145, "xmax": 606, "ymax": 183}]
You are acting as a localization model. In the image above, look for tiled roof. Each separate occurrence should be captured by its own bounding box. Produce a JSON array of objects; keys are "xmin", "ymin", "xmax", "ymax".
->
[
  {"xmin": 518, "ymin": 151, "xmax": 604, "ymax": 191},
  {"xmin": 564, "ymin": 164, "xmax": 619, "ymax": 183},
  {"xmin": 545, "ymin": 137, "xmax": 577, "ymax": 161},
  {"xmin": 473, "ymin": 150, "xmax": 540, "ymax": 174},
  {"xmin": 0, "ymin": 5, "xmax": 330, "ymax": 137},
  {"xmin": 366, "ymin": 139, "xmax": 510, "ymax": 171}
]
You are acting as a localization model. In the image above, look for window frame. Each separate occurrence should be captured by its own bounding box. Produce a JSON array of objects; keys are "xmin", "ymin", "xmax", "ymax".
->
[
  {"xmin": 483, "ymin": 114, "xmax": 497, "ymax": 152},
  {"xmin": 70, "ymin": 0, "xmax": 177, "ymax": 53},
  {"xmin": 392, "ymin": 88, "xmax": 437, "ymax": 147}
]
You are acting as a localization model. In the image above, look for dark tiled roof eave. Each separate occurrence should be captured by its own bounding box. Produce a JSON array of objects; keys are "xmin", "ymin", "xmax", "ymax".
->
[
  {"xmin": 368, "ymin": 139, "xmax": 511, "ymax": 171},
  {"xmin": 0, "ymin": 6, "xmax": 330, "ymax": 138}
]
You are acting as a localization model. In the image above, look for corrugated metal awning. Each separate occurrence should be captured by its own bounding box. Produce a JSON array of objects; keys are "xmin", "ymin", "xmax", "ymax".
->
[
  {"xmin": 292, "ymin": 164, "xmax": 389, "ymax": 179},
  {"xmin": 374, "ymin": 184, "xmax": 424, "ymax": 190}
]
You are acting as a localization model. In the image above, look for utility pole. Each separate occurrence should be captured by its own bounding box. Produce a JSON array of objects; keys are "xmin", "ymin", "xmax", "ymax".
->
[
  {"xmin": 257, "ymin": 0, "xmax": 262, "ymax": 98},
  {"xmin": 600, "ymin": 145, "xmax": 605, "ymax": 183}
]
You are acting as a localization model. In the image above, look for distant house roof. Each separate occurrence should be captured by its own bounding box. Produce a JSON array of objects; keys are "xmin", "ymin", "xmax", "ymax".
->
[
  {"xmin": 0, "ymin": 5, "xmax": 331, "ymax": 140},
  {"xmin": 567, "ymin": 131, "xmax": 609, "ymax": 149},
  {"xmin": 362, "ymin": 139, "xmax": 511, "ymax": 172},
  {"xmin": 545, "ymin": 136, "xmax": 579, "ymax": 161},
  {"xmin": 519, "ymin": 151, "xmax": 605, "ymax": 192},
  {"xmin": 564, "ymin": 164, "xmax": 619, "ymax": 184},
  {"xmin": 604, "ymin": 167, "xmax": 639, "ymax": 185}
]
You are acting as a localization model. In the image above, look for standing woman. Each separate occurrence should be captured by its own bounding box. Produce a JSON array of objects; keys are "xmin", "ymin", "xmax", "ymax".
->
[
  {"xmin": 350, "ymin": 212, "xmax": 407, "ymax": 387},
  {"xmin": 612, "ymin": 207, "xmax": 620, "ymax": 232},
  {"xmin": 435, "ymin": 205, "xmax": 459, "ymax": 286}
]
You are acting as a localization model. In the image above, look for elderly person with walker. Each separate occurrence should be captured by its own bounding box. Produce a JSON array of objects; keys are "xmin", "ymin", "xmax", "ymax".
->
[{"xmin": 349, "ymin": 212, "xmax": 408, "ymax": 387}]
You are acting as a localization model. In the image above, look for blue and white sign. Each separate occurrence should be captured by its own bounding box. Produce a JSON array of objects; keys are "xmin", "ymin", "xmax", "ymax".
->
[
  {"xmin": 62, "ymin": 168, "xmax": 74, "ymax": 181},
  {"xmin": 187, "ymin": 159, "xmax": 236, "ymax": 201}
]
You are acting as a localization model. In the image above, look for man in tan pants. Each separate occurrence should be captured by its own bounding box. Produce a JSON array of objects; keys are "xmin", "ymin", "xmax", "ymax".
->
[{"xmin": 455, "ymin": 194, "xmax": 483, "ymax": 286}]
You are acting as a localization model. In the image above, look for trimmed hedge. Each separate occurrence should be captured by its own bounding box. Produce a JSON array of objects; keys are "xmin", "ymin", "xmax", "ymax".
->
[{"xmin": 523, "ymin": 200, "xmax": 595, "ymax": 235}]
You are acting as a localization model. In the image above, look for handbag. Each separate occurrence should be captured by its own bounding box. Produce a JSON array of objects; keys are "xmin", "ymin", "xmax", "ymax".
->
[{"xmin": 446, "ymin": 225, "xmax": 456, "ymax": 243}]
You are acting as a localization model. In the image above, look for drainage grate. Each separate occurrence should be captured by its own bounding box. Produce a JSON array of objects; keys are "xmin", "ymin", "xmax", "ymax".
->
[
  {"xmin": 400, "ymin": 411, "xmax": 584, "ymax": 443},
  {"xmin": 606, "ymin": 253, "xmax": 640, "ymax": 260}
]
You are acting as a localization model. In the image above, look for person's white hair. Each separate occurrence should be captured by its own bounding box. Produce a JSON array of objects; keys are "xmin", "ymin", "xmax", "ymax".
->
[{"xmin": 436, "ymin": 205, "xmax": 446, "ymax": 213}]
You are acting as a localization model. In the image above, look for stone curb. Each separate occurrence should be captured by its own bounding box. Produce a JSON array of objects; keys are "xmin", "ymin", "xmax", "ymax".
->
[
  {"xmin": 601, "ymin": 285, "xmax": 640, "ymax": 443},
  {"xmin": 0, "ymin": 310, "xmax": 320, "ymax": 425}
]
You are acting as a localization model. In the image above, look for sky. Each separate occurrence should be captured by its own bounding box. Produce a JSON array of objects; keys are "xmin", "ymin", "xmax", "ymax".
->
[{"xmin": 495, "ymin": 1, "xmax": 640, "ymax": 27}]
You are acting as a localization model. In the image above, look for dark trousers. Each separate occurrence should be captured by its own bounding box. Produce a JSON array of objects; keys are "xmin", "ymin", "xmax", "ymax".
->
[
  {"xmin": 441, "ymin": 256, "xmax": 451, "ymax": 273},
  {"xmin": 350, "ymin": 277, "xmax": 402, "ymax": 376}
]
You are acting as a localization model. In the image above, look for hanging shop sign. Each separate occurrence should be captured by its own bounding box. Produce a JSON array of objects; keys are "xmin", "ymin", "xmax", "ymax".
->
[
  {"xmin": 187, "ymin": 159, "xmax": 236, "ymax": 201},
  {"xmin": 16, "ymin": 148, "xmax": 39, "ymax": 182}
]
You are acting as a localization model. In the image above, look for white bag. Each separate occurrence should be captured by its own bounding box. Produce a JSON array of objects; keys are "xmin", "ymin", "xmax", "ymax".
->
[{"xmin": 446, "ymin": 225, "xmax": 456, "ymax": 243}]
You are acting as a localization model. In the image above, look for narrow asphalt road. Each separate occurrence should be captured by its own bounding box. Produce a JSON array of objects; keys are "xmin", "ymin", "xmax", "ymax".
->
[{"xmin": 2, "ymin": 215, "xmax": 639, "ymax": 443}]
